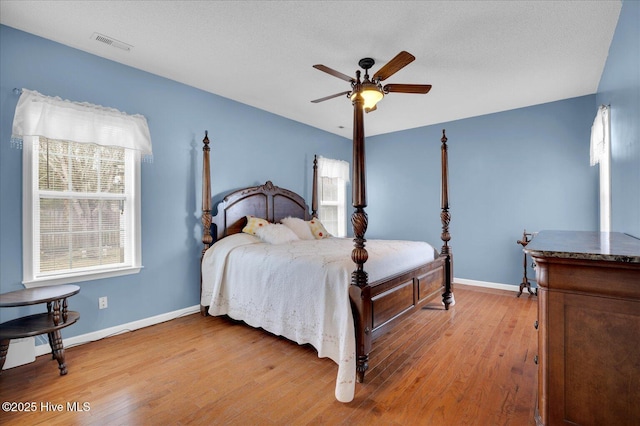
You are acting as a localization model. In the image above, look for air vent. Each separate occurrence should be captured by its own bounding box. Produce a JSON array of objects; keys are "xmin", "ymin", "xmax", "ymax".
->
[{"xmin": 90, "ymin": 32, "xmax": 132, "ymax": 51}]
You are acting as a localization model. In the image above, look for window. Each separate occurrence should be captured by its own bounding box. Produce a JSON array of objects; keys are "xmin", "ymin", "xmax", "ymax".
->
[
  {"xmin": 24, "ymin": 137, "xmax": 139, "ymax": 283},
  {"xmin": 13, "ymin": 89, "xmax": 151, "ymax": 287},
  {"xmin": 317, "ymin": 156, "xmax": 349, "ymax": 237}
]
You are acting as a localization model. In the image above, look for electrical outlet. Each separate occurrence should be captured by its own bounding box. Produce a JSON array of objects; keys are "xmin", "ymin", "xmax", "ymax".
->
[{"xmin": 98, "ymin": 296, "xmax": 108, "ymax": 309}]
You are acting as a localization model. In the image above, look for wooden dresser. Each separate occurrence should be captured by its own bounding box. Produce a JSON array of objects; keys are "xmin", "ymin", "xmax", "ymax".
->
[{"xmin": 525, "ymin": 231, "xmax": 640, "ymax": 426}]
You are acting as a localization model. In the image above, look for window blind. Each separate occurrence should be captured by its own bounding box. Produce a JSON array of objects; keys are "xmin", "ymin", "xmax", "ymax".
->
[{"xmin": 36, "ymin": 139, "xmax": 128, "ymax": 274}]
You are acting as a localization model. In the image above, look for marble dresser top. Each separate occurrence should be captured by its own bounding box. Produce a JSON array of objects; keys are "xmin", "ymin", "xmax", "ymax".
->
[{"xmin": 524, "ymin": 230, "xmax": 640, "ymax": 263}]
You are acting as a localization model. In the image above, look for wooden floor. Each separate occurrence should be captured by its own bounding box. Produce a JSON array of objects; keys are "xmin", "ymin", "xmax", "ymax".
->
[{"xmin": 0, "ymin": 285, "xmax": 538, "ymax": 425}]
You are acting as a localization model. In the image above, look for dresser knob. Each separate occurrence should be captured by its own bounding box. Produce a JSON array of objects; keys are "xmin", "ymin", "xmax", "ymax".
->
[
  {"xmin": 534, "ymin": 355, "xmax": 538, "ymax": 365},
  {"xmin": 534, "ymin": 320, "xmax": 538, "ymax": 330}
]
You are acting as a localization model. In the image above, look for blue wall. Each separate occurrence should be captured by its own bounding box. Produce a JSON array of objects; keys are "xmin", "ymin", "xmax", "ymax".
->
[
  {"xmin": 366, "ymin": 96, "xmax": 598, "ymax": 286},
  {"xmin": 0, "ymin": 25, "xmax": 351, "ymax": 340},
  {"xmin": 596, "ymin": 0, "xmax": 640, "ymax": 238}
]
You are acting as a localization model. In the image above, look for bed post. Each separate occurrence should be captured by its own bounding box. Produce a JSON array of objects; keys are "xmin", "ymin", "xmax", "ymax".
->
[
  {"xmin": 201, "ymin": 131, "xmax": 213, "ymax": 316},
  {"xmin": 440, "ymin": 129, "xmax": 455, "ymax": 309},
  {"xmin": 348, "ymin": 86, "xmax": 372, "ymax": 383},
  {"xmin": 311, "ymin": 155, "xmax": 318, "ymax": 218}
]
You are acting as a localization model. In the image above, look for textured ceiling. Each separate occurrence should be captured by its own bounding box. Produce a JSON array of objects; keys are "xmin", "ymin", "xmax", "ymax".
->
[{"xmin": 0, "ymin": 1, "xmax": 622, "ymax": 138}]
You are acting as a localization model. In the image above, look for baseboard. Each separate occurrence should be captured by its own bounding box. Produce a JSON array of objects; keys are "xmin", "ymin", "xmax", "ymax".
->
[
  {"xmin": 454, "ymin": 277, "xmax": 527, "ymax": 293},
  {"xmin": 35, "ymin": 305, "xmax": 201, "ymax": 357}
]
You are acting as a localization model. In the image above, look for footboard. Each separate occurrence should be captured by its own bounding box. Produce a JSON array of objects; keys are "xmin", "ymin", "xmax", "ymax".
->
[{"xmin": 369, "ymin": 255, "xmax": 446, "ymax": 340}]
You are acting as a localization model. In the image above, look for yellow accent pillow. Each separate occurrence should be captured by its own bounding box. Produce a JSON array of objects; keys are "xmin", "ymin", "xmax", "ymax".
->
[
  {"xmin": 308, "ymin": 218, "xmax": 331, "ymax": 239},
  {"xmin": 242, "ymin": 215, "xmax": 269, "ymax": 235}
]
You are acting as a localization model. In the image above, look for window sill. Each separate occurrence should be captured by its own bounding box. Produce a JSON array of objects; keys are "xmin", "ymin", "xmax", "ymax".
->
[{"xmin": 23, "ymin": 266, "xmax": 143, "ymax": 288}]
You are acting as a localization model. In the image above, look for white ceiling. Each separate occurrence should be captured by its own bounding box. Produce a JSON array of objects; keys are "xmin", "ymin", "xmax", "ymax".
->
[{"xmin": 0, "ymin": 1, "xmax": 622, "ymax": 139}]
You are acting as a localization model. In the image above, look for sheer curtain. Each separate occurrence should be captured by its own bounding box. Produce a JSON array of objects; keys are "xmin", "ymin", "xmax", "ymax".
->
[
  {"xmin": 317, "ymin": 156, "xmax": 349, "ymax": 237},
  {"xmin": 590, "ymin": 104, "xmax": 611, "ymax": 232},
  {"xmin": 11, "ymin": 88, "xmax": 152, "ymax": 159},
  {"xmin": 317, "ymin": 156, "xmax": 350, "ymax": 182},
  {"xmin": 590, "ymin": 104, "xmax": 610, "ymax": 167}
]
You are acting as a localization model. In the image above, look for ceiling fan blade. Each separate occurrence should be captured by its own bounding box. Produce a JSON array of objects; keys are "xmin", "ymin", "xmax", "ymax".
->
[
  {"xmin": 373, "ymin": 51, "xmax": 415, "ymax": 81},
  {"xmin": 313, "ymin": 65, "xmax": 355, "ymax": 82},
  {"xmin": 384, "ymin": 84, "xmax": 432, "ymax": 94},
  {"xmin": 311, "ymin": 91, "xmax": 351, "ymax": 103}
]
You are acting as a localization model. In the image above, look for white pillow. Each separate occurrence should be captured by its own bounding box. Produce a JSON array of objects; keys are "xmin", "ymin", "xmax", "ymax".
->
[
  {"xmin": 254, "ymin": 223, "xmax": 300, "ymax": 244},
  {"xmin": 281, "ymin": 216, "xmax": 315, "ymax": 240}
]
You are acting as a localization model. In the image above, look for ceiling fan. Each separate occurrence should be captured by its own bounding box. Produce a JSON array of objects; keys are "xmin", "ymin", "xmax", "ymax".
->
[
  {"xmin": 311, "ymin": 51, "xmax": 432, "ymax": 113},
  {"xmin": 310, "ymin": 50, "xmax": 433, "ymax": 237}
]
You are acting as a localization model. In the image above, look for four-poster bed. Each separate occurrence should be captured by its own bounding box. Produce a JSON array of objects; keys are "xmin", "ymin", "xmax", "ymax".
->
[{"xmin": 199, "ymin": 125, "xmax": 454, "ymax": 402}]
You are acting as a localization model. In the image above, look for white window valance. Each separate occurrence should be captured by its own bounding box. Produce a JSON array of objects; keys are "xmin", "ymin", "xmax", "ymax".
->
[
  {"xmin": 318, "ymin": 156, "xmax": 350, "ymax": 182},
  {"xmin": 590, "ymin": 104, "xmax": 609, "ymax": 166},
  {"xmin": 11, "ymin": 89, "xmax": 152, "ymax": 156}
]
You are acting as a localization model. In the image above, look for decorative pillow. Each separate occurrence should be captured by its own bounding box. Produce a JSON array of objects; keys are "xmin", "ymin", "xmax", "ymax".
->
[
  {"xmin": 281, "ymin": 216, "xmax": 315, "ymax": 240},
  {"xmin": 254, "ymin": 223, "xmax": 300, "ymax": 244},
  {"xmin": 308, "ymin": 218, "xmax": 331, "ymax": 239},
  {"xmin": 242, "ymin": 215, "xmax": 269, "ymax": 235}
]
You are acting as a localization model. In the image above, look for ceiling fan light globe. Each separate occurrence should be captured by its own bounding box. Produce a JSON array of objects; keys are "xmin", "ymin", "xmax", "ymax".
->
[
  {"xmin": 362, "ymin": 89, "xmax": 384, "ymax": 110},
  {"xmin": 351, "ymin": 85, "xmax": 384, "ymax": 111}
]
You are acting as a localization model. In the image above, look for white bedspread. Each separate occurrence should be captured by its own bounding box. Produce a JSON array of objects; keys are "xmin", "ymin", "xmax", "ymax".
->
[{"xmin": 201, "ymin": 233, "xmax": 436, "ymax": 402}]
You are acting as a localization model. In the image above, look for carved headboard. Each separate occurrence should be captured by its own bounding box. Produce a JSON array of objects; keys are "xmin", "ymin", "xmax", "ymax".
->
[{"xmin": 210, "ymin": 181, "xmax": 312, "ymax": 242}]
